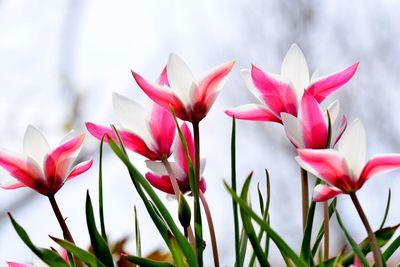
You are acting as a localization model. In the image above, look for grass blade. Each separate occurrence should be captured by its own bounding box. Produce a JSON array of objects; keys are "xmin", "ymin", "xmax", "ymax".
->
[
  {"xmin": 379, "ymin": 189, "xmax": 391, "ymax": 229},
  {"xmin": 134, "ymin": 206, "xmax": 142, "ymax": 257},
  {"xmin": 98, "ymin": 135, "xmax": 107, "ymax": 242},
  {"xmin": 124, "ymin": 255, "xmax": 175, "ymax": 267}
]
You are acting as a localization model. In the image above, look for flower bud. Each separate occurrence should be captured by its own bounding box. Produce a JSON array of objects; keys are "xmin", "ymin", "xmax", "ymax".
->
[{"xmin": 178, "ymin": 193, "xmax": 191, "ymax": 228}]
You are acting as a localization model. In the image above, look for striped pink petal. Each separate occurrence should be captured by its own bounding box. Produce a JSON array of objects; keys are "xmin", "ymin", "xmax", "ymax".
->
[
  {"xmin": 306, "ymin": 62, "xmax": 359, "ymax": 103},
  {"xmin": 299, "ymin": 91, "xmax": 329, "ymax": 149},
  {"xmin": 7, "ymin": 263, "xmax": 33, "ymax": 267},
  {"xmin": 85, "ymin": 122, "xmax": 159, "ymax": 160},
  {"xmin": 313, "ymin": 184, "xmax": 341, "ymax": 202},
  {"xmin": 66, "ymin": 159, "xmax": 93, "ymax": 181},
  {"xmin": 281, "ymin": 113, "xmax": 304, "ymax": 148},
  {"xmin": 132, "ymin": 70, "xmax": 190, "ymax": 121},
  {"xmin": 175, "ymin": 123, "xmax": 195, "ymax": 174},
  {"xmin": 157, "ymin": 66, "xmax": 170, "ymax": 86},
  {"xmin": 192, "ymin": 60, "xmax": 235, "ymax": 121},
  {"xmin": 148, "ymin": 104, "xmax": 175, "ymax": 157},
  {"xmin": 251, "ymin": 64, "xmax": 298, "ymax": 118},
  {"xmin": 358, "ymin": 154, "xmax": 400, "ymax": 188},
  {"xmin": 297, "ymin": 149, "xmax": 354, "ymax": 192},
  {"xmin": 0, "ymin": 179, "xmax": 26, "ymax": 189},
  {"xmin": 225, "ymin": 104, "xmax": 281, "ymax": 123},
  {"xmin": 332, "ymin": 115, "xmax": 347, "ymax": 147},
  {"xmin": 145, "ymin": 173, "xmax": 190, "ymax": 194}
]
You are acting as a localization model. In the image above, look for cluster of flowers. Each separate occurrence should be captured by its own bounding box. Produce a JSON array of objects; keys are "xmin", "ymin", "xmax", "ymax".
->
[{"xmin": 2, "ymin": 44, "xmax": 400, "ymax": 266}]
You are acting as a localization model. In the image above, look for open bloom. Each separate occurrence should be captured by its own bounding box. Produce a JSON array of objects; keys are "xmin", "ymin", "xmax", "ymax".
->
[
  {"xmin": 86, "ymin": 93, "xmax": 176, "ymax": 161},
  {"xmin": 296, "ymin": 119, "xmax": 400, "ymax": 201},
  {"xmin": 225, "ymin": 43, "xmax": 358, "ymax": 123},
  {"xmin": 132, "ymin": 54, "xmax": 235, "ymax": 122},
  {"xmin": 7, "ymin": 249, "xmax": 69, "ymax": 267},
  {"xmin": 0, "ymin": 126, "xmax": 92, "ymax": 196},
  {"xmin": 145, "ymin": 123, "xmax": 206, "ymax": 195},
  {"xmin": 282, "ymin": 91, "xmax": 347, "ymax": 149}
]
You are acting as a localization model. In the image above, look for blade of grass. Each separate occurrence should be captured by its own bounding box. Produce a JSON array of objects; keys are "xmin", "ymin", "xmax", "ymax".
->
[
  {"xmin": 99, "ymin": 135, "xmax": 107, "ymax": 242},
  {"xmin": 134, "ymin": 206, "xmax": 142, "ymax": 257},
  {"xmin": 379, "ymin": 189, "xmax": 391, "ymax": 229},
  {"xmin": 124, "ymin": 255, "xmax": 175, "ymax": 267}
]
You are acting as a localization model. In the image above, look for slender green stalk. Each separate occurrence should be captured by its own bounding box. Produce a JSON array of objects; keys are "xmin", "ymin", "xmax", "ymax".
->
[
  {"xmin": 98, "ymin": 136, "xmax": 107, "ymax": 242},
  {"xmin": 199, "ymin": 191, "xmax": 220, "ymax": 267},
  {"xmin": 300, "ymin": 168, "xmax": 309, "ymax": 230},
  {"xmin": 350, "ymin": 192, "xmax": 383, "ymax": 267}
]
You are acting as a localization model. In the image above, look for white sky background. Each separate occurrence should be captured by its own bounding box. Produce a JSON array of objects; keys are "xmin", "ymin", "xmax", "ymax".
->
[{"xmin": 1, "ymin": 0, "xmax": 400, "ymax": 265}]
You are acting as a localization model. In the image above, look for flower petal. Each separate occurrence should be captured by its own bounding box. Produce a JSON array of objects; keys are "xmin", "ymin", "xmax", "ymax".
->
[
  {"xmin": 296, "ymin": 149, "xmax": 354, "ymax": 192},
  {"xmin": 306, "ymin": 62, "xmax": 359, "ymax": 103},
  {"xmin": 0, "ymin": 178, "xmax": 26, "ymax": 189},
  {"xmin": 298, "ymin": 92, "xmax": 328, "ymax": 149},
  {"xmin": 225, "ymin": 104, "xmax": 280, "ymax": 123},
  {"xmin": 148, "ymin": 103, "xmax": 175, "ymax": 157},
  {"xmin": 7, "ymin": 263, "xmax": 33, "ymax": 267},
  {"xmin": 358, "ymin": 154, "xmax": 400, "ymax": 188},
  {"xmin": 157, "ymin": 66, "xmax": 170, "ymax": 86},
  {"xmin": 145, "ymin": 160, "xmax": 186, "ymax": 178},
  {"xmin": 338, "ymin": 119, "xmax": 365, "ymax": 179},
  {"xmin": 281, "ymin": 43, "xmax": 310, "ymax": 97},
  {"xmin": 66, "ymin": 159, "xmax": 93, "ymax": 181},
  {"xmin": 192, "ymin": 60, "xmax": 235, "ymax": 121},
  {"xmin": 332, "ymin": 115, "xmax": 347, "ymax": 147},
  {"xmin": 23, "ymin": 125, "xmax": 50, "ymax": 169},
  {"xmin": 313, "ymin": 184, "xmax": 341, "ymax": 202},
  {"xmin": 145, "ymin": 172, "xmax": 191, "ymax": 194},
  {"xmin": 174, "ymin": 123, "xmax": 195, "ymax": 174},
  {"xmin": 251, "ymin": 64, "xmax": 298, "ymax": 117},
  {"xmin": 85, "ymin": 122, "xmax": 159, "ymax": 160},
  {"xmin": 281, "ymin": 113, "xmax": 304, "ymax": 148}
]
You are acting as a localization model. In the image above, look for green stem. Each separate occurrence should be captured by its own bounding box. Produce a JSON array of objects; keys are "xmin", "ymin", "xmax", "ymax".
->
[
  {"xmin": 300, "ymin": 168, "xmax": 309, "ymax": 231},
  {"xmin": 350, "ymin": 192, "xmax": 382, "ymax": 267}
]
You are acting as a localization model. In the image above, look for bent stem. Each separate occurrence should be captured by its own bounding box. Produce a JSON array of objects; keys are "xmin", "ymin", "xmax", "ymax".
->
[
  {"xmin": 48, "ymin": 194, "xmax": 75, "ymax": 244},
  {"xmin": 349, "ymin": 192, "xmax": 382, "ymax": 267},
  {"xmin": 199, "ymin": 190, "xmax": 220, "ymax": 267},
  {"xmin": 323, "ymin": 200, "xmax": 329, "ymax": 260},
  {"xmin": 161, "ymin": 158, "xmax": 196, "ymax": 248},
  {"xmin": 300, "ymin": 168, "xmax": 309, "ymax": 231}
]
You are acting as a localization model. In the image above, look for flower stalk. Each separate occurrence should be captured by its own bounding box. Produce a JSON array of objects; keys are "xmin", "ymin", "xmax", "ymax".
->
[
  {"xmin": 48, "ymin": 194, "xmax": 75, "ymax": 244},
  {"xmin": 323, "ymin": 200, "xmax": 329, "ymax": 260},
  {"xmin": 300, "ymin": 167, "xmax": 309, "ymax": 230}
]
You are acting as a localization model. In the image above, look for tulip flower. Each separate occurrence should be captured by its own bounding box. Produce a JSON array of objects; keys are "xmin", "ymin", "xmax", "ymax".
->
[
  {"xmin": 296, "ymin": 119, "xmax": 400, "ymax": 202},
  {"xmin": 282, "ymin": 91, "xmax": 347, "ymax": 149},
  {"xmin": 132, "ymin": 53, "xmax": 235, "ymax": 122},
  {"xmin": 225, "ymin": 43, "xmax": 358, "ymax": 124},
  {"xmin": 7, "ymin": 249, "xmax": 69, "ymax": 267},
  {"xmin": 0, "ymin": 125, "xmax": 92, "ymax": 196},
  {"xmin": 145, "ymin": 123, "xmax": 206, "ymax": 195}
]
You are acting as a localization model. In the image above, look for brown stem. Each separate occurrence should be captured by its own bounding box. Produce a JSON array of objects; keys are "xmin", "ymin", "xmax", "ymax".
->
[
  {"xmin": 300, "ymin": 168, "xmax": 309, "ymax": 231},
  {"xmin": 48, "ymin": 194, "xmax": 75, "ymax": 244},
  {"xmin": 323, "ymin": 201, "xmax": 329, "ymax": 260},
  {"xmin": 350, "ymin": 192, "xmax": 382, "ymax": 267},
  {"xmin": 199, "ymin": 191, "xmax": 220, "ymax": 267}
]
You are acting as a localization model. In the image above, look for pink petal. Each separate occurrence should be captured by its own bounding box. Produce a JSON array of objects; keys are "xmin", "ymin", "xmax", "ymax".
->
[
  {"xmin": 225, "ymin": 104, "xmax": 281, "ymax": 123},
  {"xmin": 281, "ymin": 113, "xmax": 304, "ymax": 148},
  {"xmin": 306, "ymin": 62, "xmax": 359, "ymax": 103},
  {"xmin": 0, "ymin": 150, "xmax": 47, "ymax": 194},
  {"xmin": 131, "ymin": 71, "xmax": 190, "ymax": 121},
  {"xmin": 353, "ymin": 257, "xmax": 362, "ymax": 267},
  {"xmin": 332, "ymin": 115, "xmax": 347, "ymax": 147},
  {"xmin": 7, "ymin": 263, "xmax": 33, "ymax": 267},
  {"xmin": 251, "ymin": 64, "xmax": 298, "ymax": 118},
  {"xmin": 192, "ymin": 60, "xmax": 235, "ymax": 121},
  {"xmin": 358, "ymin": 154, "xmax": 400, "ymax": 188},
  {"xmin": 313, "ymin": 184, "xmax": 341, "ymax": 202},
  {"xmin": 145, "ymin": 172, "xmax": 190, "ymax": 194},
  {"xmin": 66, "ymin": 159, "xmax": 93, "ymax": 181},
  {"xmin": 157, "ymin": 66, "xmax": 170, "ymax": 86},
  {"xmin": 0, "ymin": 179, "xmax": 26, "ymax": 189},
  {"xmin": 299, "ymin": 92, "xmax": 329, "ymax": 149},
  {"xmin": 296, "ymin": 149, "xmax": 354, "ymax": 192},
  {"xmin": 175, "ymin": 123, "xmax": 195, "ymax": 174},
  {"xmin": 85, "ymin": 122, "xmax": 159, "ymax": 160},
  {"xmin": 148, "ymin": 104, "xmax": 176, "ymax": 158}
]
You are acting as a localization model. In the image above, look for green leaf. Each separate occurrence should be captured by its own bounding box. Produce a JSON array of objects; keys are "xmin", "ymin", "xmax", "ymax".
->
[
  {"xmin": 169, "ymin": 234, "xmax": 190, "ymax": 267},
  {"xmin": 134, "ymin": 206, "xmax": 142, "ymax": 257},
  {"xmin": 99, "ymin": 135, "xmax": 107, "ymax": 242},
  {"xmin": 8, "ymin": 213, "xmax": 70, "ymax": 267},
  {"xmin": 383, "ymin": 230, "xmax": 400, "ymax": 262},
  {"xmin": 51, "ymin": 236, "xmax": 106, "ymax": 267},
  {"xmin": 225, "ymin": 181, "xmax": 308, "ymax": 267},
  {"xmin": 312, "ymin": 199, "xmax": 337, "ymax": 256},
  {"xmin": 379, "ymin": 189, "xmax": 391, "ymax": 229},
  {"xmin": 107, "ymin": 133, "xmax": 198, "ymax": 267},
  {"xmin": 335, "ymin": 211, "xmax": 369, "ymax": 267},
  {"xmin": 85, "ymin": 191, "xmax": 114, "ymax": 266},
  {"xmin": 238, "ymin": 227, "xmax": 248, "ymax": 267},
  {"xmin": 124, "ymin": 255, "xmax": 175, "ymax": 267}
]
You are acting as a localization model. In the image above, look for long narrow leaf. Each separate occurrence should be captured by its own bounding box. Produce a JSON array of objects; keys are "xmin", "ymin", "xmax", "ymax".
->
[
  {"xmin": 124, "ymin": 255, "xmax": 175, "ymax": 267},
  {"xmin": 382, "ymin": 232, "xmax": 400, "ymax": 262},
  {"xmin": 99, "ymin": 135, "xmax": 107, "ymax": 241},
  {"xmin": 225, "ymin": 181, "xmax": 308, "ymax": 267},
  {"xmin": 134, "ymin": 206, "xmax": 142, "ymax": 257},
  {"xmin": 379, "ymin": 189, "xmax": 391, "ymax": 229}
]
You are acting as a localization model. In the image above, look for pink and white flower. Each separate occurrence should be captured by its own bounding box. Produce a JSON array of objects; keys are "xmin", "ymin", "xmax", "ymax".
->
[
  {"xmin": 225, "ymin": 43, "xmax": 358, "ymax": 124},
  {"xmin": 145, "ymin": 123, "xmax": 206, "ymax": 195},
  {"xmin": 281, "ymin": 91, "xmax": 347, "ymax": 149},
  {"xmin": 0, "ymin": 126, "xmax": 92, "ymax": 196},
  {"xmin": 132, "ymin": 54, "xmax": 235, "ymax": 122},
  {"xmin": 7, "ymin": 249, "xmax": 69, "ymax": 266},
  {"xmin": 296, "ymin": 119, "xmax": 400, "ymax": 201},
  {"xmin": 86, "ymin": 93, "xmax": 176, "ymax": 161}
]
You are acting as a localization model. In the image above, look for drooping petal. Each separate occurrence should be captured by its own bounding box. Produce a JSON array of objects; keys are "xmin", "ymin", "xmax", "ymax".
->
[
  {"xmin": 338, "ymin": 119, "xmax": 366, "ymax": 179},
  {"xmin": 148, "ymin": 103, "xmax": 176, "ymax": 157},
  {"xmin": 358, "ymin": 154, "xmax": 400, "ymax": 188},
  {"xmin": 0, "ymin": 179, "xmax": 26, "ymax": 189},
  {"xmin": 192, "ymin": 60, "xmax": 235, "ymax": 121},
  {"xmin": 306, "ymin": 62, "xmax": 359, "ymax": 103},
  {"xmin": 85, "ymin": 122, "xmax": 159, "ymax": 160},
  {"xmin": 313, "ymin": 184, "xmax": 341, "ymax": 202},
  {"xmin": 66, "ymin": 159, "xmax": 93, "ymax": 181},
  {"xmin": 157, "ymin": 66, "xmax": 170, "ymax": 86},
  {"xmin": 251, "ymin": 65, "xmax": 298, "ymax": 118},
  {"xmin": 296, "ymin": 149, "xmax": 354, "ymax": 192},
  {"xmin": 281, "ymin": 43, "xmax": 310, "ymax": 97},
  {"xmin": 225, "ymin": 104, "xmax": 280, "ymax": 123},
  {"xmin": 145, "ymin": 172, "xmax": 191, "ymax": 194},
  {"xmin": 23, "ymin": 125, "xmax": 50, "ymax": 169},
  {"xmin": 174, "ymin": 123, "xmax": 195, "ymax": 174},
  {"xmin": 167, "ymin": 54, "xmax": 197, "ymax": 106},
  {"xmin": 281, "ymin": 113, "xmax": 304, "ymax": 148},
  {"xmin": 132, "ymin": 70, "xmax": 189, "ymax": 120},
  {"xmin": 299, "ymin": 92, "xmax": 329, "ymax": 149}
]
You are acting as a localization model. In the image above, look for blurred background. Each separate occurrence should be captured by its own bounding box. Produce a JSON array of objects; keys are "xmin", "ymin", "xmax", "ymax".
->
[{"xmin": 1, "ymin": 0, "xmax": 400, "ymax": 265}]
